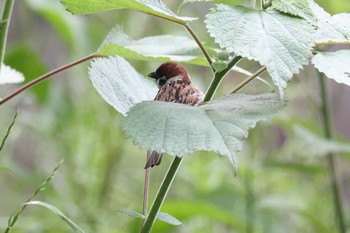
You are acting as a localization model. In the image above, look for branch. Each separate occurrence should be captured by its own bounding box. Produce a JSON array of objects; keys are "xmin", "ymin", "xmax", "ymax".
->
[
  {"xmin": 0, "ymin": 54, "xmax": 96, "ymax": 106},
  {"xmin": 231, "ymin": 66, "xmax": 267, "ymax": 94},
  {"xmin": 318, "ymin": 73, "xmax": 346, "ymax": 233}
]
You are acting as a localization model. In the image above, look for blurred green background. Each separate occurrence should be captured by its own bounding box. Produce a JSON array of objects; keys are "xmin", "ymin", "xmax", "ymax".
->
[{"xmin": 1, "ymin": 0, "xmax": 350, "ymax": 232}]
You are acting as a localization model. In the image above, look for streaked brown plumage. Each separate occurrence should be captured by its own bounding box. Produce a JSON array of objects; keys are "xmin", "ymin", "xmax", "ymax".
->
[{"xmin": 145, "ymin": 62, "xmax": 204, "ymax": 169}]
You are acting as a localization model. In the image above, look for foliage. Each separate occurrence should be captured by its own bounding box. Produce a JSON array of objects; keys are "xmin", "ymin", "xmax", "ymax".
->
[{"xmin": 1, "ymin": 0, "xmax": 350, "ymax": 233}]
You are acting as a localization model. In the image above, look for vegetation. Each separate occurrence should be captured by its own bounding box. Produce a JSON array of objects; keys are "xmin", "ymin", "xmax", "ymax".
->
[{"xmin": 1, "ymin": 0, "xmax": 350, "ymax": 232}]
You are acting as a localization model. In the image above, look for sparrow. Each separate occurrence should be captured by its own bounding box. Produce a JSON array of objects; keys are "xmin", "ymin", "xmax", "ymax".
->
[{"xmin": 145, "ymin": 62, "xmax": 204, "ymax": 169}]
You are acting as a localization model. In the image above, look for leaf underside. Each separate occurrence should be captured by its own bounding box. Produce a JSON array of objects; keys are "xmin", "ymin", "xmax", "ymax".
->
[
  {"xmin": 205, "ymin": 5, "xmax": 315, "ymax": 92},
  {"xmin": 312, "ymin": 50, "xmax": 350, "ymax": 86},
  {"xmin": 122, "ymin": 93, "xmax": 285, "ymax": 171},
  {"xmin": 310, "ymin": 2, "xmax": 350, "ymax": 43},
  {"xmin": 271, "ymin": 0, "xmax": 316, "ymax": 24},
  {"xmin": 88, "ymin": 56, "xmax": 157, "ymax": 116}
]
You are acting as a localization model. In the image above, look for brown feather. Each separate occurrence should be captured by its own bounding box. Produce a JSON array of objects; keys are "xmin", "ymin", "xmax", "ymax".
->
[{"xmin": 145, "ymin": 63, "xmax": 204, "ymax": 169}]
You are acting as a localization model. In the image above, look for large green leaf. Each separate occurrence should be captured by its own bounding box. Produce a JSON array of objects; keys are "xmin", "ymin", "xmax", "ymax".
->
[
  {"xmin": 312, "ymin": 50, "xmax": 350, "ymax": 86},
  {"xmin": 122, "ymin": 93, "xmax": 285, "ymax": 171},
  {"xmin": 88, "ymin": 56, "xmax": 157, "ymax": 116},
  {"xmin": 271, "ymin": 0, "xmax": 315, "ymax": 23},
  {"xmin": 310, "ymin": 2, "xmax": 350, "ymax": 43},
  {"xmin": 205, "ymin": 5, "xmax": 315, "ymax": 92},
  {"xmin": 97, "ymin": 26, "xmax": 208, "ymax": 65},
  {"xmin": 61, "ymin": 0, "xmax": 196, "ymax": 24}
]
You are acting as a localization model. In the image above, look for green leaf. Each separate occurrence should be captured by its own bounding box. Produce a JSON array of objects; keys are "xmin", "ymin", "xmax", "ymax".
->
[
  {"xmin": 61, "ymin": 0, "xmax": 196, "ymax": 24},
  {"xmin": 24, "ymin": 201, "xmax": 85, "ymax": 233},
  {"xmin": 88, "ymin": 56, "xmax": 157, "ymax": 116},
  {"xmin": 212, "ymin": 61, "xmax": 228, "ymax": 72},
  {"xmin": 122, "ymin": 93, "xmax": 285, "ymax": 171},
  {"xmin": 312, "ymin": 50, "xmax": 350, "ymax": 86},
  {"xmin": 97, "ymin": 26, "xmax": 209, "ymax": 66},
  {"xmin": 157, "ymin": 212, "xmax": 182, "ymax": 226},
  {"xmin": 271, "ymin": 0, "xmax": 316, "ymax": 23},
  {"xmin": 205, "ymin": 5, "xmax": 315, "ymax": 92},
  {"xmin": 216, "ymin": 51, "xmax": 230, "ymax": 61},
  {"xmin": 310, "ymin": 2, "xmax": 350, "ymax": 43},
  {"xmin": 118, "ymin": 209, "xmax": 145, "ymax": 219}
]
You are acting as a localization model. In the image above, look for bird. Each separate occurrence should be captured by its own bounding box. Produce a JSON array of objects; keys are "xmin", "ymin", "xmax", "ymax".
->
[{"xmin": 145, "ymin": 62, "xmax": 204, "ymax": 169}]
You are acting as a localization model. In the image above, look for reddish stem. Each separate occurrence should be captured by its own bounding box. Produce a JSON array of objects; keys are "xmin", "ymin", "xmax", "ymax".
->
[{"xmin": 0, "ymin": 54, "xmax": 97, "ymax": 106}]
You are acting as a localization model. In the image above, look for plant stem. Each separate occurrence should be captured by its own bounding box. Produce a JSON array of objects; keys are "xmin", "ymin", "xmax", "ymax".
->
[
  {"xmin": 0, "ymin": 54, "xmax": 97, "ymax": 106},
  {"xmin": 0, "ymin": 0, "xmax": 14, "ymax": 69},
  {"xmin": 204, "ymin": 55, "xmax": 242, "ymax": 102},
  {"xmin": 0, "ymin": 109, "xmax": 17, "ymax": 151},
  {"xmin": 184, "ymin": 24, "xmax": 213, "ymax": 67},
  {"xmin": 318, "ymin": 73, "xmax": 346, "ymax": 233},
  {"xmin": 231, "ymin": 66, "xmax": 267, "ymax": 94},
  {"xmin": 140, "ymin": 156, "xmax": 183, "ymax": 233},
  {"xmin": 5, "ymin": 160, "xmax": 64, "ymax": 233},
  {"xmin": 142, "ymin": 153, "xmax": 151, "ymax": 226}
]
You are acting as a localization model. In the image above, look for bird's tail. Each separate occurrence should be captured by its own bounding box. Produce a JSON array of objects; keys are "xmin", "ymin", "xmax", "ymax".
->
[{"xmin": 145, "ymin": 151, "xmax": 163, "ymax": 169}]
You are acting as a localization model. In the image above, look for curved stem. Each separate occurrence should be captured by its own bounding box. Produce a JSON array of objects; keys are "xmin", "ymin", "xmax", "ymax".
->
[
  {"xmin": 184, "ymin": 24, "xmax": 213, "ymax": 67},
  {"xmin": 318, "ymin": 73, "xmax": 346, "ymax": 233},
  {"xmin": 0, "ymin": 0, "xmax": 14, "ymax": 68},
  {"xmin": 140, "ymin": 156, "xmax": 183, "ymax": 233},
  {"xmin": 5, "ymin": 160, "xmax": 64, "ymax": 233},
  {"xmin": 231, "ymin": 66, "xmax": 267, "ymax": 94},
  {"xmin": 0, "ymin": 54, "xmax": 97, "ymax": 106}
]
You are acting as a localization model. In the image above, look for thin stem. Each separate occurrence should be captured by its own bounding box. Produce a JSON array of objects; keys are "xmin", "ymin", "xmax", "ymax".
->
[
  {"xmin": 0, "ymin": 0, "xmax": 14, "ymax": 68},
  {"xmin": 184, "ymin": 24, "xmax": 213, "ymax": 66},
  {"xmin": 204, "ymin": 55, "xmax": 242, "ymax": 102},
  {"xmin": 318, "ymin": 73, "xmax": 346, "ymax": 233},
  {"xmin": 141, "ymin": 11, "xmax": 213, "ymax": 68},
  {"xmin": 0, "ymin": 54, "xmax": 97, "ymax": 106},
  {"xmin": 231, "ymin": 66, "xmax": 267, "ymax": 94},
  {"xmin": 5, "ymin": 160, "xmax": 64, "ymax": 233},
  {"xmin": 140, "ymin": 156, "xmax": 183, "ymax": 233},
  {"xmin": 0, "ymin": 109, "xmax": 17, "ymax": 151},
  {"xmin": 142, "ymin": 153, "xmax": 151, "ymax": 226}
]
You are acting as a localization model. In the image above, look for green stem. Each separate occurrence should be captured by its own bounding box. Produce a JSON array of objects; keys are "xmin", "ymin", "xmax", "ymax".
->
[
  {"xmin": 204, "ymin": 55, "xmax": 242, "ymax": 102},
  {"xmin": 318, "ymin": 73, "xmax": 346, "ymax": 233},
  {"xmin": 5, "ymin": 160, "xmax": 64, "ymax": 233},
  {"xmin": 0, "ymin": 54, "xmax": 96, "ymax": 106},
  {"xmin": 140, "ymin": 156, "xmax": 183, "ymax": 233},
  {"xmin": 0, "ymin": 0, "xmax": 14, "ymax": 68}
]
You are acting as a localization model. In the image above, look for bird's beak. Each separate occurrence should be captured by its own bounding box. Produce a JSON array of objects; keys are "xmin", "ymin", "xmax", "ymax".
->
[{"xmin": 148, "ymin": 72, "xmax": 157, "ymax": 79}]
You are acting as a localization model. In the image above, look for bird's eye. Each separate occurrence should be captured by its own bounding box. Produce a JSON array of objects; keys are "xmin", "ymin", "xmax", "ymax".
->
[{"xmin": 158, "ymin": 77, "xmax": 167, "ymax": 86}]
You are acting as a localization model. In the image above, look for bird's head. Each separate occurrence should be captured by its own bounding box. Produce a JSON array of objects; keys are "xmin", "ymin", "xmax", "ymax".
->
[{"xmin": 148, "ymin": 62, "xmax": 191, "ymax": 88}]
